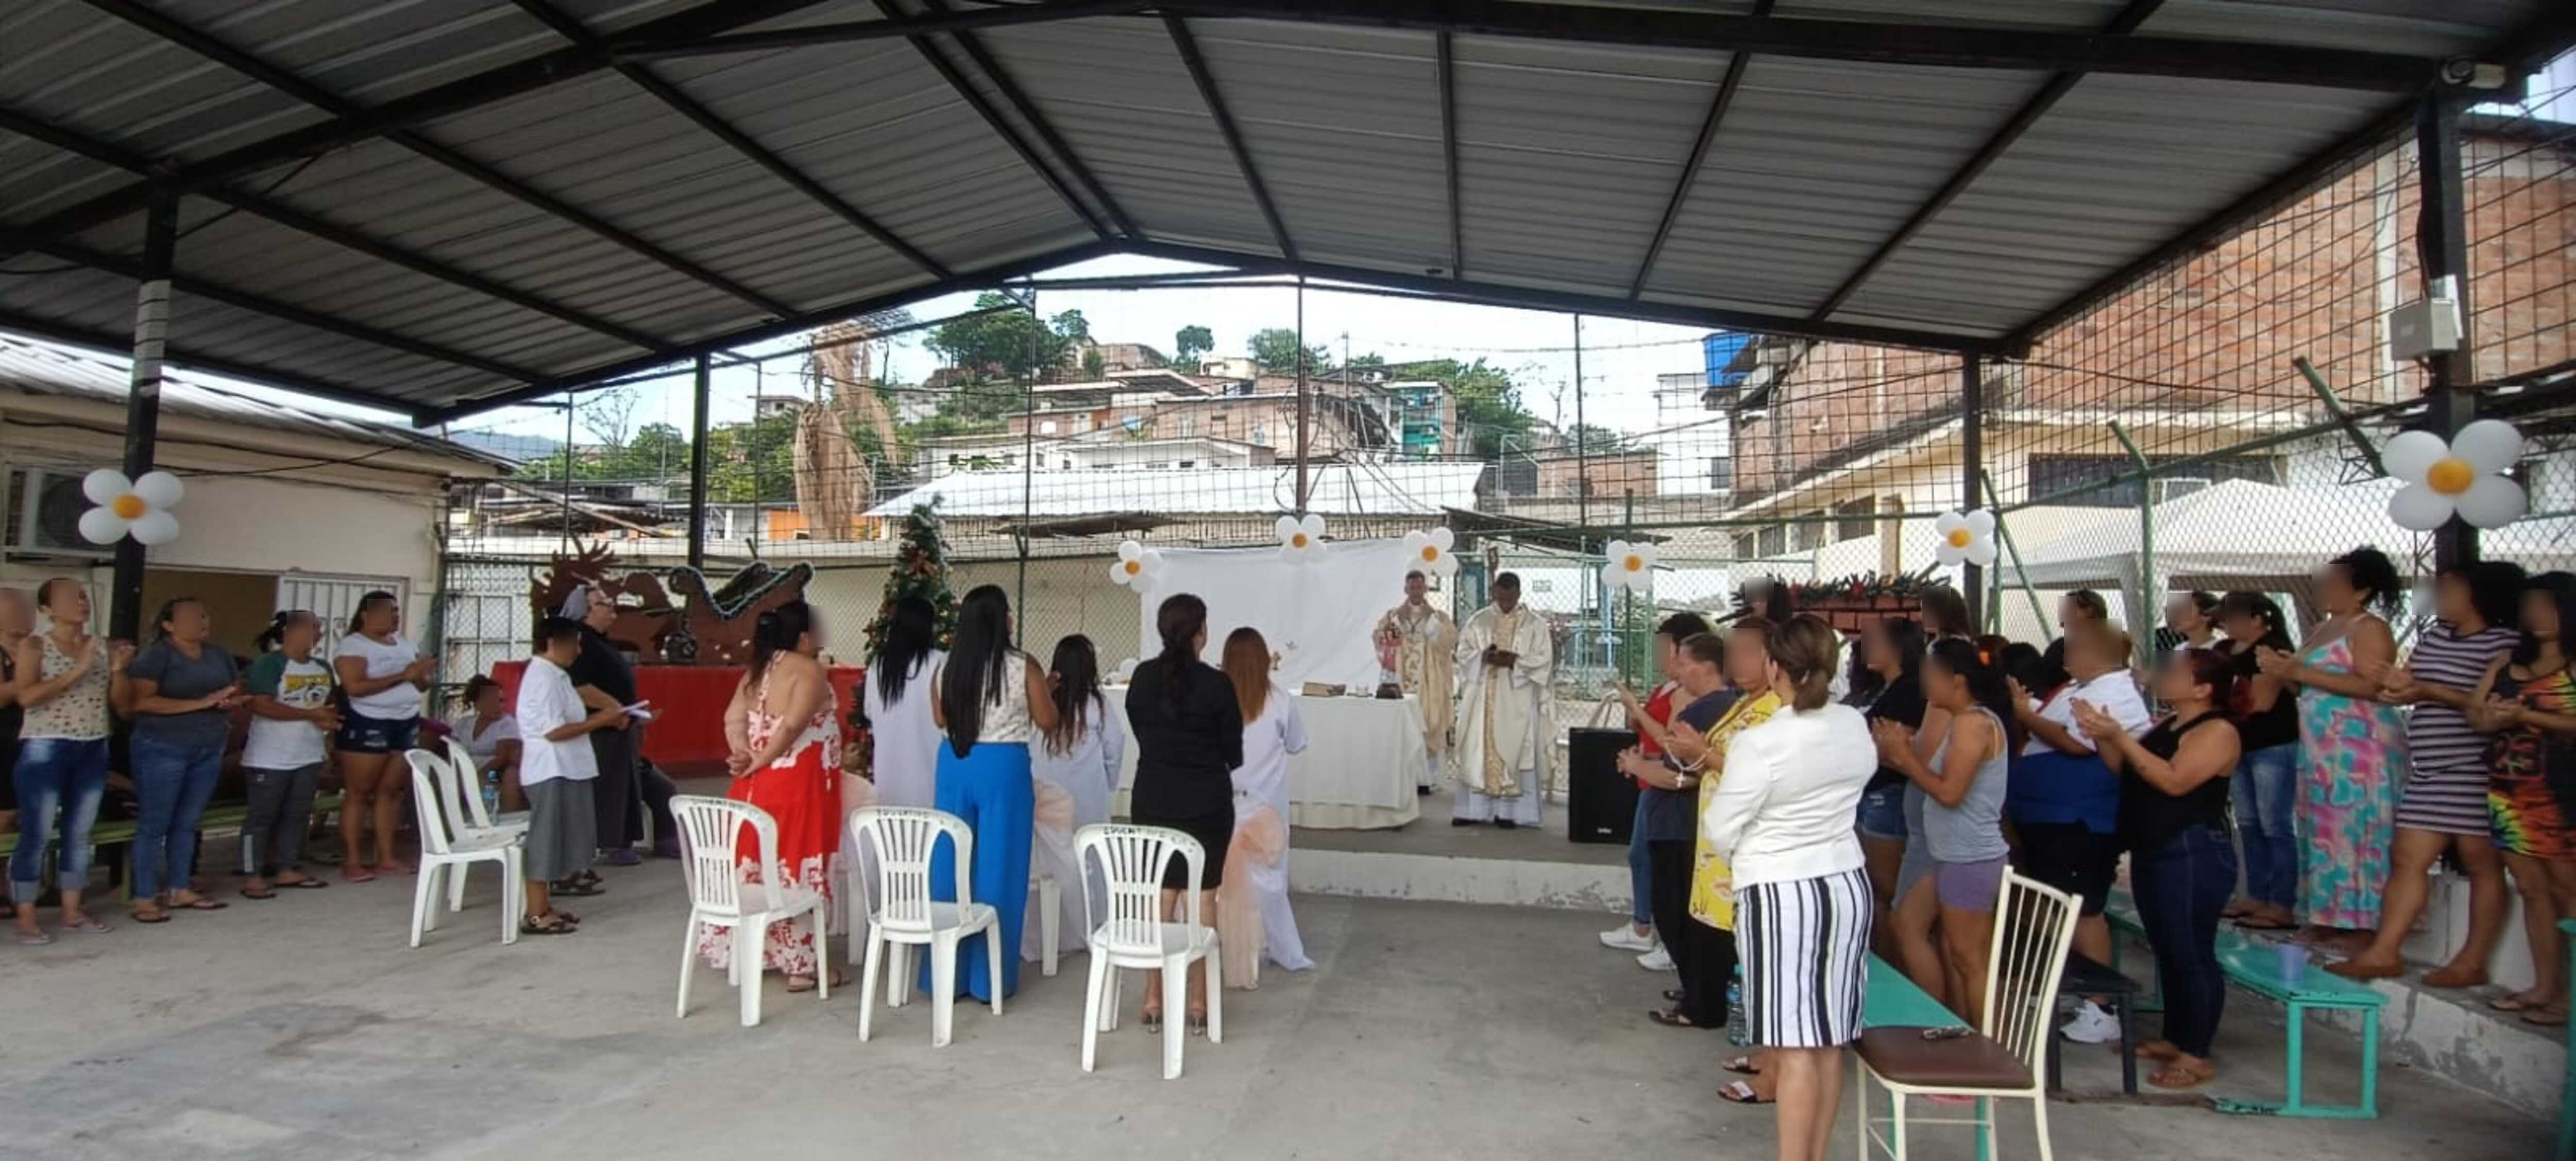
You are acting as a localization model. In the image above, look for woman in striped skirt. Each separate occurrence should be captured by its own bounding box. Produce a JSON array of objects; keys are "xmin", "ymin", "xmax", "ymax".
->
[{"xmin": 1702, "ymin": 615, "xmax": 1879, "ymax": 1161}]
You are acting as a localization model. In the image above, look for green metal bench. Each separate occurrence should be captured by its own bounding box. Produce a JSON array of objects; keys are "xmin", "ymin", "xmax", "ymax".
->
[
  {"xmin": 2104, "ymin": 894, "xmax": 2385, "ymax": 1118},
  {"xmin": 2558, "ymin": 918, "xmax": 2574, "ymax": 1161},
  {"xmin": 0, "ymin": 794, "xmax": 344, "ymax": 901}
]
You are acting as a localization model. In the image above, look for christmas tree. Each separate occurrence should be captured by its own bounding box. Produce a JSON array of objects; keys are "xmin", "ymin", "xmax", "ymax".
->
[{"xmin": 863, "ymin": 500, "xmax": 958, "ymax": 657}]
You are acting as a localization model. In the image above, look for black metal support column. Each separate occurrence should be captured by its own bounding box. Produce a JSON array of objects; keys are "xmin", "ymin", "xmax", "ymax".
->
[
  {"xmin": 687, "ymin": 352, "xmax": 711, "ymax": 573},
  {"xmin": 2417, "ymin": 95, "xmax": 2477, "ymax": 570},
  {"xmin": 111, "ymin": 190, "xmax": 178, "ymax": 643},
  {"xmin": 1959, "ymin": 353, "xmax": 1985, "ymax": 630},
  {"xmin": 1295, "ymin": 278, "xmax": 1311, "ymax": 513}
]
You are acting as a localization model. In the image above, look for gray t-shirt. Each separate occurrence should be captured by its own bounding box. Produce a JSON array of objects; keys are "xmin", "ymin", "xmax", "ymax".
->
[
  {"xmin": 128, "ymin": 639, "xmax": 240, "ymax": 749},
  {"xmin": 1921, "ymin": 706, "xmax": 2011, "ymax": 864}
]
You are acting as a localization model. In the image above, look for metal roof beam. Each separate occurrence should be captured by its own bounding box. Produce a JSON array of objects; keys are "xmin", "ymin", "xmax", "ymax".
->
[
  {"xmin": 0, "ymin": 104, "xmax": 674, "ymax": 356},
  {"xmin": 619, "ymin": 0, "xmax": 1152, "ymax": 60},
  {"xmin": 1436, "ymin": 30, "xmax": 1462, "ymax": 280},
  {"xmin": 1179, "ymin": 1, "xmax": 2481, "ymax": 92},
  {"xmin": 0, "ymin": 307, "xmax": 429, "ymax": 419},
  {"xmin": 1164, "ymin": 15, "xmax": 1298, "ymax": 262},
  {"xmin": 0, "ymin": 228, "xmax": 545, "ymax": 384},
  {"xmin": 1628, "ymin": 0, "xmax": 1771, "ymax": 300},
  {"xmin": 913, "ymin": 0, "xmax": 1141, "ymax": 239},
  {"xmin": 1808, "ymin": 0, "xmax": 2163, "ymax": 322},
  {"xmin": 71, "ymin": 0, "xmax": 796, "ymax": 316},
  {"xmin": 507, "ymin": 0, "xmax": 952, "ymax": 279},
  {"xmin": 874, "ymin": 1, "xmax": 1110, "ymax": 241},
  {"xmin": 418, "ymin": 239, "xmax": 1126, "ymax": 425}
]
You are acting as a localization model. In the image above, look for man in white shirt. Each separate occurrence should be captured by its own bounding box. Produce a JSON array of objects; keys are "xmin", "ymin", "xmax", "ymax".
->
[{"xmin": 516, "ymin": 618, "xmax": 634, "ymax": 936}]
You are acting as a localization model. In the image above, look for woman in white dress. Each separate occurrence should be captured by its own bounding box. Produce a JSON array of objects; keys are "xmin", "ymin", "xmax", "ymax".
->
[
  {"xmin": 862, "ymin": 597, "xmax": 945, "ymax": 809},
  {"xmin": 1219, "ymin": 626, "xmax": 1312, "ymax": 985},
  {"xmin": 1026, "ymin": 634, "xmax": 1124, "ymax": 963}
]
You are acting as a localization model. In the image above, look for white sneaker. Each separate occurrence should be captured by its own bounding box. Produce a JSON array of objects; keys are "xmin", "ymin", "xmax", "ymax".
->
[
  {"xmin": 1599, "ymin": 924, "xmax": 1656, "ymax": 952},
  {"xmin": 1637, "ymin": 944, "xmax": 1674, "ymax": 971},
  {"xmin": 2060, "ymin": 1001, "xmax": 2121, "ymax": 1044}
]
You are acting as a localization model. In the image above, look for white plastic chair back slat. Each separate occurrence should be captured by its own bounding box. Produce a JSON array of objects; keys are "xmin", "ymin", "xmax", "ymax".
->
[
  {"xmin": 404, "ymin": 749, "xmax": 461, "ymax": 856},
  {"xmin": 442, "ymin": 736, "xmax": 500, "ymax": 831},
  {"xmin": 1983, "ymin": 867, "xmax": 2081, "ymax": 1072},
  {"xmin": 671, "ymin": 795, "xmax": 787, "ymax": 919},
  {"xmin": 1076, "ymin": 823, "xmax": 1202, "ymax": 957},
  {"xmin": 848, "ymin": 807, "xmax": 974, "ymax": 934}
]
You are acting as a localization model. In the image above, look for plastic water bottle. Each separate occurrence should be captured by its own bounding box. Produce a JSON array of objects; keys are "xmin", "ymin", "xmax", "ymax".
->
[
  {"xmin": 481, "ymin": 776, "xmax": 501, "ymax": 819},
  {"xmin": 1725, "ymin": 971, "xmax": 1748, "ymax": 1046}
]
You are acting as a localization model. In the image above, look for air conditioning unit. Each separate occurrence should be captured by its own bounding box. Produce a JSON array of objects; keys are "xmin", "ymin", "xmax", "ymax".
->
[{"xmin": 10, "ymin": 468, "xmax": 115, "ymax": 560}]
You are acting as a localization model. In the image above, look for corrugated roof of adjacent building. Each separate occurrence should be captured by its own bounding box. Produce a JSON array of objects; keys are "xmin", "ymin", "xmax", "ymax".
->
[{"xmin": 867, "ymin": 460, "xmax": 1485, "ymax": 516}]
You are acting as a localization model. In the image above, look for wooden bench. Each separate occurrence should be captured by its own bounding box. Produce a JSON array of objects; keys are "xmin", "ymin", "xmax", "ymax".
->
[
  {"xmin": 0, "ymin": 794, "xmax": 345, "ymax": 902},
  {"xmin": 2104, "ymin": 894, "xmax": 2386, "ymax": 1118}
]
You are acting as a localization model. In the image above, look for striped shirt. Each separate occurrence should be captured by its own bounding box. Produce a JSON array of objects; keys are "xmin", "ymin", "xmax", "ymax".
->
[{"xmin": 2404, "ymin": 623, "xmax": 2517, "ymax": 771}]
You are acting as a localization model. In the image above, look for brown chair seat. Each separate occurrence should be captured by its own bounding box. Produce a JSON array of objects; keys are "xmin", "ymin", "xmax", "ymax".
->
[{"xmin": 1855, "ymin": 1026, "xmax": 2032, "ymax": 1090}]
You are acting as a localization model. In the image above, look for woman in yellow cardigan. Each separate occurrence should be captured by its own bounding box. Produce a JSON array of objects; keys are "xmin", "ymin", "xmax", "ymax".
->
[{"xmin": 1666, "ymin": 617, "xmax": 1787, "ymax": 1101}]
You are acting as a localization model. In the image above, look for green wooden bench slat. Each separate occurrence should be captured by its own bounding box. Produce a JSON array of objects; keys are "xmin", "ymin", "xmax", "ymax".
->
[
  {"xmin": 1864, "ymin": 953, "xmax": 1966, "ymax": 1029},
  {"xmin": 0, "ymin": 794, "xmax": 345, "ymax": 861},
  {"xmin": 2556, "ymin": 918, "xmax": 2574, "ymax": 1161}
]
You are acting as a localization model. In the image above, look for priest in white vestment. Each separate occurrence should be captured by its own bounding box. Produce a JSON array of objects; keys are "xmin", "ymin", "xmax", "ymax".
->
[
  {"xmin": 1375, "ymin": 569, "xmax": 1458, "ymax": 794},
  {"xmin": 1449, "ymin": 571, "xmax": 1552, "ymax": 828}
]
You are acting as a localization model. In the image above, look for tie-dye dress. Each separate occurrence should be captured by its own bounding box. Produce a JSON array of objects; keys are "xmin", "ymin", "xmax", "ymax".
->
[
  {"xmin": 2295, "ymin": 631, "xmax": 2409, "ymax": 929},
  {"xmin": 2488, "ymin": 666, "xmax": 2576, "ymax": 859}
]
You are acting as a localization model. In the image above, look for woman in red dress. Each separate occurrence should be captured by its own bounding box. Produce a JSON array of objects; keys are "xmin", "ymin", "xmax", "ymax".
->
[{"xmin": 699, "ymin": 600, "xmax": 842, "ymax": 991}]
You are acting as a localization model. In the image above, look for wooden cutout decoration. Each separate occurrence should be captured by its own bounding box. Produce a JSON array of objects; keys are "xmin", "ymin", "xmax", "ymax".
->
[{"xmin": 534, "ymin": 542, "xmax": 812, "ymax": 666}]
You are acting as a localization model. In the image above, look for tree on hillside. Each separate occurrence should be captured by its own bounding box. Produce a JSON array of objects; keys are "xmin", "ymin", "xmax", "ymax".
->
[
  {"xmin": 1565, "ymin": 423, "xmax": 1629, "ymax": 455},
  {"xmin": 1249, "ymin": 327, "xmax": 1333, "ymax": 376},
  {"xmin": 1174, "ymin": 325, "xmax": 1213, "ymax": 362},
  {"xmin": 1389, "ymin": 357, "xmax": 1532, "ymax": 458},
  {"xmin": 927, "ymin": 293, "xmax": 1075, "ymax": 383}
]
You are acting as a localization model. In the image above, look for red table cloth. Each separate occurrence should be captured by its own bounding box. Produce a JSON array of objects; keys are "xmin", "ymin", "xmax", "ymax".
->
[{"xmin": 490, "ymin": 661, "xmax": 867, "ymax": 770}]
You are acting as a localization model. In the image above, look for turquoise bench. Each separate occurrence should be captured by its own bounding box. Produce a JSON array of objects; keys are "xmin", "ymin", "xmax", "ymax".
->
[
  {"xmin": 2558, "ymin": 918, "xmax": 2574, "ymax": 1161},
  {"xmin": 1860, "ymin": 953, "xmax": 1990, "ymax": 1161},
  {"xmin": 0, "ymin": 794, "xmax": 344, "ymax": 902},
  {"xmin": 2104, "ymin": 894, "xmax": 2385, "ymax": 1118}
]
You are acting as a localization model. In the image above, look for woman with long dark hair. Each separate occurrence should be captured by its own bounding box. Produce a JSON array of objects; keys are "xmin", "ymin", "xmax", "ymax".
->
[
  {"xmin": 925, "ymin": 585, "xmax": 1057, "ymax": 1003},
  {"xmin": 1028, "ymin": 633, "xmax": 1122, "ymax": 965},
  {"xmin": 2257, "ymin": 545, "xmax": 2409, "ymax": 952},
  {"xmin": 863, "ymin": 596, "xmax": 945, "ymax": 809},
  {"xmin": 2081, "ymin": 647, "xmax": 2242, "ymax": 1088},
  {"xmin": 1220, "ymin": 625, "xmax": 1313, "ymax": 982},
  {"xmin": 1124, "ymin": 593, "xmax": 1241, "ymax": 1032},
  {"xmin": 242, "ymin": 610, "xmax": 338, "ymax": 898},
  {"xmin": 331, "ymin": 590, "xmax": 430, "ymax": 882},
  {"xmin": 2465, "ymin": 572, "xmax": 2576, "ymax": 1025},
  {"xmin": 1846, "ymin": 617, "xmax": 1926, "ymax": 945},
  {"xmin": 121, "ymin": 596, "xmax": 245, "ymax": 922},
  {"xmin": 703, "ymin": 599, "xmax": 843, "ymax": 990},
  {"xmin": 1875, "ymin": 637, "xmax": 2016, "ymax": 1020},
  {"xmin": 2216, "ymin": 591, "xmax": 2299, "ymax": 930}
]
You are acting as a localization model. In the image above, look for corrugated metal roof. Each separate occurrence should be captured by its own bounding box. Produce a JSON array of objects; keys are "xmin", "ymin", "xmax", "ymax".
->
[
  {"xmin": 0, "ymin": 0, "xmax": 2554, "ymax": 420},
  {"xmin": 867, "ymin": 460, "xmax": 1487, "ymax": 516},
  {"xmin": 0, "ymin": 334, "xmax": 510, "ymax": 470}
]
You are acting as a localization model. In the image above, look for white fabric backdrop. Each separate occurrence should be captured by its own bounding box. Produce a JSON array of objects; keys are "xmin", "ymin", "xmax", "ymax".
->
[{"xmin": 1136, "ymin": 537, "xmax": 1421, "ymax": 689}]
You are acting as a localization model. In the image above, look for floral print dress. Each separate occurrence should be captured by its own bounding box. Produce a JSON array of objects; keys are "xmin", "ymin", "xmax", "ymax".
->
[
  {"xmin": 696, "ymin": 670, "xmax": 842, "ymax": 978},
  {"xmin": 2295, "ymin": 631, "xmax": 2409, "ymax": 929}
]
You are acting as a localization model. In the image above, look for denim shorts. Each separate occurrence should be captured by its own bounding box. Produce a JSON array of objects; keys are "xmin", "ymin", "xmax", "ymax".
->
[
  {"xmin": 335, "ymin": 712, "xmax": 419, "ymax": 755},
  {"xmin": 1855, "ymin": 782, "xmax": 1907, "ymax": 839}
]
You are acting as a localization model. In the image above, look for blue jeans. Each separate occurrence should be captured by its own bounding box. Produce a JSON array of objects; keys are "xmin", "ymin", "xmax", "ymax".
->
[
  {"xmin": 131, "ymin": 734, "xmax": 225, "ymax": 900},
  {"xmin": 1626, "ymin": 793, "xmax": 1653, "ymax": 926},
  {"xmin": 2230, "ymin": 742, "xmax": 2298, "ymax": 908},
  {"xmin": 10, "ymin": 737, "xmax": 109, "ymax": 899},
  {"xmin": 2131, "ymin": 823, "xmax": 2236, "ymax": 1058}
]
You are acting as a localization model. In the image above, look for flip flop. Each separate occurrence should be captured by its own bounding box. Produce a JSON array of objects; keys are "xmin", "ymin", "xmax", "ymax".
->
[
  {"xmin": 518, "ymin": 915, "xmax": 578, "ymax": 936},
  {"xmin": 1663, "ymin": 988, "xmax": 1685, "ymax": 1002},
  {"xmin": 785, "ymin": 972, "xmax": 847, "ymax": 994},
  {"xmin": 239, "ymin": 887, "xmax": 278, "ymax": 901},
  {"xmin": 2491, "ymin": 995, "xmax": 2541, "ymax": 1013},
  {"xmin": 130, "ymin": 907, "xmax": 171, "ymax": 925},
  {"xmin": 1718, "ymin": 1081, "xmax": 1771, "ymax": 1105},
  {"xmin": 276, "ymin": 878, "xmax": 329, "ymax": 890},
  {"xmin": 1723, "ymin": 1055, "xmax": 1760, "ymax": 1075},
  {"xmin": 551, "ymin": 880, "xmax": 607, "ymax": 897},
  {"xmin": 169, "ymin": 897, "xmax": 228, "ymax": 911},
  {"xmin": 1647, "ymin": 1008, "xmax": 1703, "ymax": 1029},
  {"xmin": 344, "ymin": 868, "xmax": 378, "ymax": 884},
  {"xmin": 2232, "ymin": 917, "xmax": 2294, "ymax": 931},
  {"xmin": 63, "ymin": 916, "xmax": 110, "ymax": 934},
  {"xmin": 2149, "ymin": 1063, "xmax": 2214, "ymax": 1089},
  {"xmin": 2523, "ymin": 1008, "xmax": 2569, "ymax": 1028},
  {"xmin": 15, "ymin": 930, "xmax": 52, "ymax": 946}
]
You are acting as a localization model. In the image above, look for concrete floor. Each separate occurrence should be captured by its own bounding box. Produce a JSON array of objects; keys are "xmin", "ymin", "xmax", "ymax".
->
[{"xmin": 0, "ymin": 852, "xmax": 2552, "ymax": 1161}]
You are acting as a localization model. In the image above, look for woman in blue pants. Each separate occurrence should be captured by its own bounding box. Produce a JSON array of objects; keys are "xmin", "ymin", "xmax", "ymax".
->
[{"xmin": 924, "ymin": 586, "xmax": 1058, "ymax": 1002}]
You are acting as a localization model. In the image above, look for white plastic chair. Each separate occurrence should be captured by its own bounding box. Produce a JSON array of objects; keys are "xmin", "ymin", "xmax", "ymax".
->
[
  {"xmin": 402, "ymin": 750, "xmax": 522, "ymax": 948},
  {"xmin": 1076, "ymin": 823, "xmax": 1223, "ymax": 1080},
  {"xmin": 673, "ymin": 795, "xmax": 832, "ymax": 1028},
  {"xmin": 847, "ymin": 806, "xmax": 1003, "ymax": 1046},
  {"xmin": 1855, "ymin": 868, "xmax": 2081, "ymax": 1161},
  {"xmin": 1032, "ymin": 871, "xmax": 1062, "ymax": 978},
  {"xmin": 442, "ymin": 736, "xmax": 531, "ymax": 837},
  {"xmin": 417, "ymin": 741, "xmax": 528, "ymax": 913}
]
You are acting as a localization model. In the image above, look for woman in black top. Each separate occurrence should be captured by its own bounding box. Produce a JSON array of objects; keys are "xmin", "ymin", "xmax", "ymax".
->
[
  {"xmin": 2215, "ymin": 591, "xmax": 2300, "ymax": 931},
  {"xmin": 1850, "ymin": 617, "xmax": 1930, "ymax": 979},
  {"xmin": 1124, "ymin": 594, "xmax": 1242, "ymax": 1034},
  {"xmin": 2079, "ymin": 647, "xmax": 2242, "ymax": 1090}
]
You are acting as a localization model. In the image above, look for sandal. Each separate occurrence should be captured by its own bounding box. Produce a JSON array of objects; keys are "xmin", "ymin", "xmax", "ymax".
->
[
  {"xmin": 553, "ymin": 911, "xmax": 581, "ymax": 926},
  {"xmin": 1647, "ymin": 1008, "xmax": 1703, "ymax": 1029},
  {"xmin": 2148, "ymin": 1062, "xmax": 2214, "ymax": 1089},
  {"xmin": 1718, "ymin": 1080, "xmax": 1771, "ymax": 1105},
  {"xmin": 2523, "ymin": 1006, "xmax": 2569, "ymax": 1028},
  {"xmin": 551, "ymin": 878, "xmax": 607, "ymax": 898},
  {"xmin": 1663, "ymin": 988, "xmax": 1685, "ymax": 1003},
  {"xmin": 2491, "ymin": 993, "xmax": 2547, "ymax": 1013},
  {"xmin": 1188, "ymin": 1010, "xmax": 1209, "ymax": 1037},
  {"xmin": 131, "ymin": 904, "xmax": 171, "ymax": 924},
  {"xmin": 62, "ymin": 915, "xmax": 110, "ymax": 934},
  {"xmin": 1723, "ymin": 1055, "xmax": 1760, "ymax": 1076},
  {"xmin": 239, "ymin": 886, "xmax": 278, "ymax": 901},
  {"xmin": 518, "ymin": 914, "xmax": 578, "ymax": 936},
  {"xmin": 2137, "ymin": 1039, "xmax": 2181, "ymax": 1063},
  {"xmin": 274, "ymin": 877, "xmax": 328, "ymax": 890},
  {"xmin": 16, "ymin": 929, "xmax": 53, "ymax": 946},
  {"xmin": 344, "ymin": 867, "xmax": 378, "ymax": 884},
  {"xmin": 168, "ymin": 895, "xmax": 228, "ymax": 911},
  {"xmin": 785, "ymin": 971, "xmax": 848, "ymax": 994}
]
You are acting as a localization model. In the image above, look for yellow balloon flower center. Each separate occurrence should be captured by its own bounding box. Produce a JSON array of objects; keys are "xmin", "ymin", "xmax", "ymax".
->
[
  {"xmin": 1291, "ymin": 534, "xmax": 1308, "ymax": 548},
  {"xmin": 1947, "ymin": 528, "xmax": 1972, "ymax": 548},
  {"xmin": 2426, "ymin": 457, "xmax": 2475, "ymax": 496},
  {"xmin": 1123, "ymin": 560, "xmax": 1141, "ymax": 576},
  {"xmin": 111, "ymin": 494, "xmax": 147, "ymax": 519},
  {"xmin": 1420, "ymin": 546, "xmax": 1439, "ymax": 562},
  {"xmin": 1622, "ymin": 554, "xmax": 1643, "ymax": 572}
]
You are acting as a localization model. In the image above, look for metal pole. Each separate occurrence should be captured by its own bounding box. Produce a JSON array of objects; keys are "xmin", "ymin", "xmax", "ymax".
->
[
  {"xmin": 1981, "ymin": 469, "xmax": 2050, "ymax": 634},
  {"xmin": 1017, "ymin": 293, "xmax": 1036, "ymax": 650},
  {"xmin": 2415, "ymin": 95, "xmax": 2477, "ymax": 569},
  {"xmin": 109, "ymin": 188, "xmax": 178, "ymax": 643},
  {"xmin": 1958, "ymin": 354, "xmax": 1984, "ymax": 631},
  {"xmin": 2110, "ymin": 420, "xmax": 2155, "ymax": 668},
  {"xmin": 1573, "ymin": 313, "xmax": 1588, "ymax": 537},
  {"xmin": 687, "ymin": 352, "xmax": 711, "ymax": 573},
  {"xmin": 561, "ymin": 390, "xmax": 575, "ymax": 550},
  {"xmin": 2293, "ymin": 356, "xmax": 2387, "ymax": 477},
  {"xmin": 1294, "ymin": 277, "xmax": 1311, "ymax": 513}
]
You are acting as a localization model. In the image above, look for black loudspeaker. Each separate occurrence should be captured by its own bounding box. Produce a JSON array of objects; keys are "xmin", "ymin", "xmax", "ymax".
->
[{"xmin": 1565, "ymin": 727, "xmax": 1639, "ymax": 845}]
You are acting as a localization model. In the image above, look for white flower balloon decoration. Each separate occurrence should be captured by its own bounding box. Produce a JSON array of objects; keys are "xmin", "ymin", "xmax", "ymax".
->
[
  {"xmin": 78, "ymin": 468, "xmax": 184, "ymax": 546},
  {"xmin": 2386, "ymin": 419, "xmax": 2526, "ymax": 531},
  {"xmin": 1933, "ymin": 509, "xmax": 1997, "ymax": 567},
  {"xmin": 1402, "ymin": 527, "xmax": 1458, "ymax": 575},
  {"xmin": 1108, "ymin": 540, "xmax": 1164, "ymax": 590},
  {"xmin": 1275, "ymin": 513, "xmax": 1327, "ymax": 563},
  {"xmin": 1604, "ymin": 539, "xmax": 1656, "ymax": 593}
]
